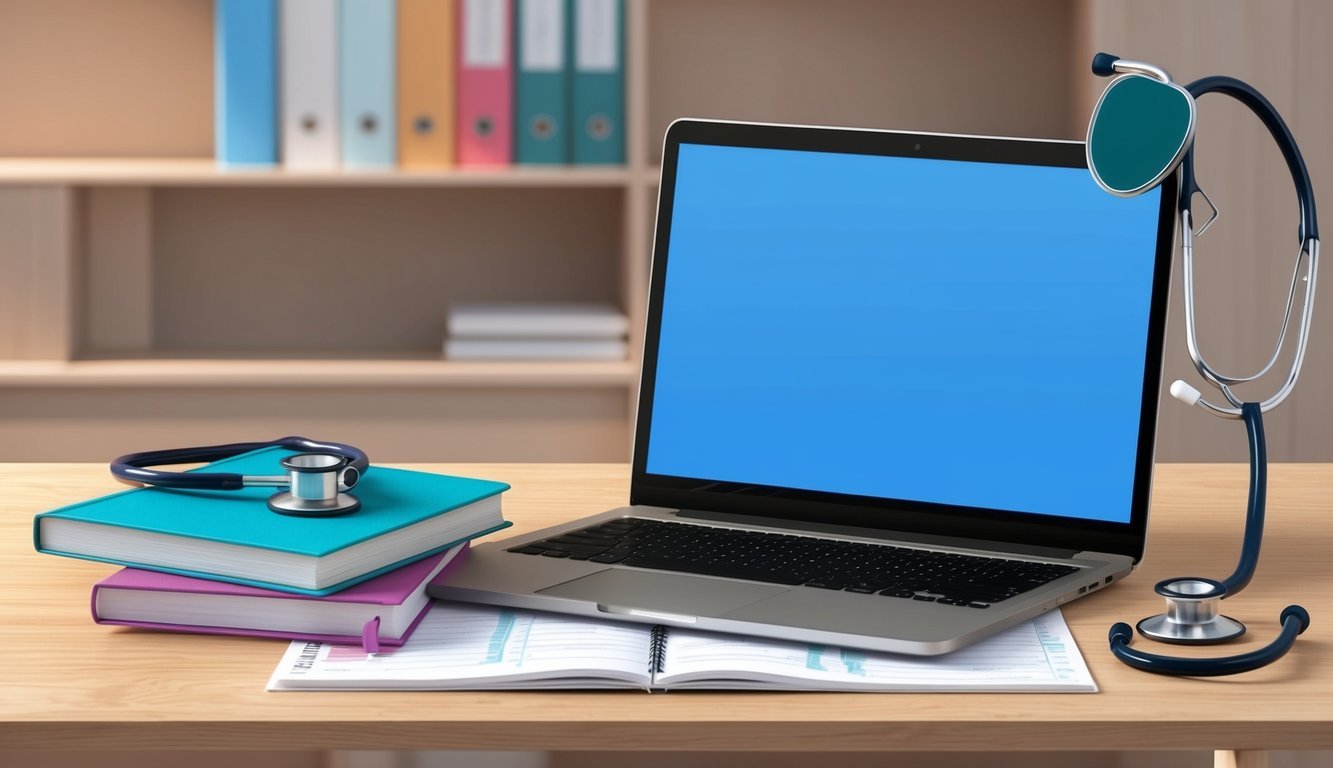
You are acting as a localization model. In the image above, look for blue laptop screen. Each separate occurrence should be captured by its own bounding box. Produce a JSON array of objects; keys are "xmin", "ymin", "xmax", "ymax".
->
[{"xmin": 645, "ymin": 142, "xmax": 1164, "ymax": 525}]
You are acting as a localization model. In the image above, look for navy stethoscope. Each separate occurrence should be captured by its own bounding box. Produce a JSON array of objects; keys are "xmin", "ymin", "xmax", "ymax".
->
[
  {"xmin": 111, "ymin": 436, "xmax": 370, "ymax": 517},
  {"xmin": 1087, "ymin": 53, "xmax": 1319, "ymax": 675}
]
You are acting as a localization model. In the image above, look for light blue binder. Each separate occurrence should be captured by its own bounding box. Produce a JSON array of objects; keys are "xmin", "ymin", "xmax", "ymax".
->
[
  {"xmin": 339, "ymin": 0, "xmax": 398, "ymax": 166},
  {"xmin": 516, "ymin": 0, "xmax": 571, "ymax": 164},
  {"xmin": 215, "ymin": 0, "xmax": 279, "ymax": 165},
  {"xmin": 571, "ymin": 0, "xmax": 624, "ymax": 164},
  {"xmin": 34, "ymin": 447, "xmax": 511, "ymax": 595}
]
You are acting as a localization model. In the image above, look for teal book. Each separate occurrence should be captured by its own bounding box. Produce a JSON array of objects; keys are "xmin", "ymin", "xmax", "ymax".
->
[
  {"xmin": 515, "ymin": 0, "xmax": 571, "ymax": 164},
  {"xmin": 34, "ymin": 447, "xmax": 510, "ymax": 596},
  {"xmin": 571, "ymin": 0, "xmax": 624, "ymax": 164}
]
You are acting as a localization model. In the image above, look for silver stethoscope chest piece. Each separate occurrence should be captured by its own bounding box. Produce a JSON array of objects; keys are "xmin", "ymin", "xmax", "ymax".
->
[
  {"xmin": 1136, "ymin": 577, "xmax": 1246, "ymax": 644},
  {"xmin": 265, "ymin": 452, "xmax": 363, "ymax": 517}
]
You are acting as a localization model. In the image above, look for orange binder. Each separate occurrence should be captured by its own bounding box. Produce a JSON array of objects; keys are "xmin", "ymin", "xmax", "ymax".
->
[{"xmin": 398, "ymin": 0, "xmax": 456, "ymax": 168}]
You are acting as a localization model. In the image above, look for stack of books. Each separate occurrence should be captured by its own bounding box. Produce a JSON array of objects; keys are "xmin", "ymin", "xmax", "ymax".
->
[
  {"xmin": 34, "ymin": 445, "xmax": 511, "ymax": 652},
  {"xmin": 217, "ymin": 0, "xmax": 625, "ymax": 168},
  {"xmin": 445, "ymin": 302, "xmax": 629, "ymax": 360}
]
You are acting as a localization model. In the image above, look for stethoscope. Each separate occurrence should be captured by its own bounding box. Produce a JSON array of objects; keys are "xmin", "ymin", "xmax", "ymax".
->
[
  {"xmin": 1086, "ymin": 53, "xmax": 1319, "ymax": 675},
  {"xmin": 111, "ymin": 436, "xmax": 370, "ymax": 517}
]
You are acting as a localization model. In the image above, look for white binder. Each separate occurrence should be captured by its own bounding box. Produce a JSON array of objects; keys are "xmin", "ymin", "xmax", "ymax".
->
[{"xmin": 280, "ymin": 0, "xmax": 339, "ymax": 169}]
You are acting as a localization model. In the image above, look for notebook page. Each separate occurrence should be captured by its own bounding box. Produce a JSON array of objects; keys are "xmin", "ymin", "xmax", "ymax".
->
[
  {"xmin": 268, "ymin": 602, "xmax": 653, "ymax": 690},
  {"xmin": 655, "ymin": 610, "xmax": 1096, "ymax": 692}
]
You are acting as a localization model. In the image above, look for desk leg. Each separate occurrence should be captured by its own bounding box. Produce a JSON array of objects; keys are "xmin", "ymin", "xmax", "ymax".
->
[{"xmin": 1214, "ymin": 750, "xmax": 1269, "ymax": 768}]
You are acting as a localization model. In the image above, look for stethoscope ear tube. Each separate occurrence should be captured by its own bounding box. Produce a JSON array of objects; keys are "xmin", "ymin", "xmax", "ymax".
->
[{"xmin": 1108, "ymin": 606, "xmax": 1309, "ymax": 676}]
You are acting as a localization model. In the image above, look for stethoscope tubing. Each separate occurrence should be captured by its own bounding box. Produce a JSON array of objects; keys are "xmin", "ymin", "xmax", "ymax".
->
[
  {"xmin": 1108, "ymin": 606, "xmax": 1309, "ymax": 676},
  {"xmin": 110, "ymin": 436, "xmax": 370, "ymax": 492}
]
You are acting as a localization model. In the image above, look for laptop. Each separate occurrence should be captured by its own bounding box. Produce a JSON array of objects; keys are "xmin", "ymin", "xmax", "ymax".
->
[{"xmin": 430, "ymin": 119, "xmax": 1176, "ymax": 655}]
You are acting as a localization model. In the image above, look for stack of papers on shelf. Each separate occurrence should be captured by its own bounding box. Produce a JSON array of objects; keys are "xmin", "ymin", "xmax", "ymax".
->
[
  {"xmin": 444, "ymin": 302, "xmax": 629, "ymax": 361},
  {"xmin": 268, "ymin": 601, "xmax": 1097, "ymax": 692}
]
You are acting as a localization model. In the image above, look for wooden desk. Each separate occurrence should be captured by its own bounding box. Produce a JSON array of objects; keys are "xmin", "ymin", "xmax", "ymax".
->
[{"xmin": 3, "ymin": 463, "xmax": 1330, "ymax": 765}]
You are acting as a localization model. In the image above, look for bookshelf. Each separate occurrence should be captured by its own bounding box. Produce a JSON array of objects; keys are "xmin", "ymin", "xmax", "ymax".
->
[{"xmin": 2, "ymin": 0, "xmax": 1325, "ymax": 464}]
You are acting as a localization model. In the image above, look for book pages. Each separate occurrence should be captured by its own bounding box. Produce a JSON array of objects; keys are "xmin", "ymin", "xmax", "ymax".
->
[
  {"xmin": 268, "ymin": 602, "xmax": 652, "ymax": 690},
  {"xmin": 656, "ymin": 610, "xmax": 1095, "ymax": 692}
]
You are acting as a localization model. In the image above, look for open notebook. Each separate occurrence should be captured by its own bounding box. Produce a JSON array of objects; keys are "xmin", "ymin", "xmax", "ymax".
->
[{"xmin": 268, "ymin": 602, "xmax": 1096, "ymax": 692}]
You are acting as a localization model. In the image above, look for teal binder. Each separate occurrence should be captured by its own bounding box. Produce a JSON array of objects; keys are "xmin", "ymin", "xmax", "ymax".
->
[
  {"xmin": 339, "ymin": 0, "xmax": 398, "ymax": 166},
  {"xmin": 571, "ymin": 0, "xmax": 624, "ymax": 164},
  {"xmin": 34, "ymin": 447, "xmax": 510, "ymax": 595},
  {"xmin": 516, "ymin": 0, "xmax": 571, "ymax": 164}
]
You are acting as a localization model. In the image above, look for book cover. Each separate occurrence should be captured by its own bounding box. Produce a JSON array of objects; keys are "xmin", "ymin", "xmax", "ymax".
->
[
  {"xmin": 457, "ymin": 0, "xmax": 514, "ymax": 165},
  {"xmin": 34, "ymin": 446, "xmax": 510, "ymax": 595},
  {"xmin": 339, "ymin": 0, "xmax": 398, "ymax": 167},
  {"xmin": 215, "ymin": 0, "xmax": 279, "ymax": 165},
  {"xmin": 515, "ymin": 0, "xmax": 570, "ymax": 164},
  {"xmin": 571, "ymin": 0, "xmax": 623, "ymax": 164},
  {"xmin": 92, "ymin": 544, "xmax": 469, "ymax": 652},
  {"xmin": 445, "ymin": 338, "xmax": 627, "ymax": 360},
  {"xmin": 398, "ymin": 0, "xmax": 457, "ymax": 168},
  {"xmin": 447, "ymin": 302, "xmax": 628, "ymax": 338},
  {"xmin": 280, "ymin": 0, "xmax": 340, "ymax": 169}
]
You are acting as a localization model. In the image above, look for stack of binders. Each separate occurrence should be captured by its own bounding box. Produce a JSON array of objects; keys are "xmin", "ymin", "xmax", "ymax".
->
[
  {"xmin": 444, "ymin": 302, "xmax": 629, "ymax": 360},
  {"xmin": 215, "ymin": 0, "xmax": 626, "ymax": 169},
  {"xmin": 33, "ymin": 446, "xmax": 512, "ymax": 652}
]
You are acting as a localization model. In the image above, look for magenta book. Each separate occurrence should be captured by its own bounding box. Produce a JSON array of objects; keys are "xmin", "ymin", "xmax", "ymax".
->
[{"xmin": 91, "ymin": 544, "xmax": 468, "ymax": 652}]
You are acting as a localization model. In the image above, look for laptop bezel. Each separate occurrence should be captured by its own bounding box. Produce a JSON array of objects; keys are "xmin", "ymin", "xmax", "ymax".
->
[{"xmin": 630, "ymin": 118, "xmax": 1176, "ymax": 563}]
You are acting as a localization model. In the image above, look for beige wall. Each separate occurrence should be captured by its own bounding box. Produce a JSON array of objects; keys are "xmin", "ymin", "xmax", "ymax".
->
[
  {"xmin": 0, "ymin": 0, "xmax": 213, "ymax": 158},
  {"xmin": 1073, "ymin": 0, "xmax": 1332, "ymax": 462}
]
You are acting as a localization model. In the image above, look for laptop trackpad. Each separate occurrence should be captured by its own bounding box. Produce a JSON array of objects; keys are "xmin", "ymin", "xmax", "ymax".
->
[{"xmin": 537, "ymin": 569, "xmax": 788, "ymax": 619}]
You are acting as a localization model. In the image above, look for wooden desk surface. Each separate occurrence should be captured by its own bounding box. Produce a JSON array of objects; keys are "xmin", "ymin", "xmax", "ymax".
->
[{"xmin": 2, "ymin": 463, "xmax": 1330, "ymax": 752}]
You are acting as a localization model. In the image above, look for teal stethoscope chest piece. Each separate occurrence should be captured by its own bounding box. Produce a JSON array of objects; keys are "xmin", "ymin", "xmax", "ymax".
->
[
  {"xmin": 1086, "ymin": 53, "xmax": 1319, "ymax": 676},
  {"xmin": 1088, "ymin": 72, "xmax": 1196, "ymax": 197}
]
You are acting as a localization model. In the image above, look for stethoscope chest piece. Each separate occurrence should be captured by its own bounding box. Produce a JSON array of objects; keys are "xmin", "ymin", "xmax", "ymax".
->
[
  {"xmin": 1136, "ymin": 577, "xmax": 1245, "ymax": 644},
  {"xmin": 266, "ymin": 452, "xmax": 363, "ymax": 517}
]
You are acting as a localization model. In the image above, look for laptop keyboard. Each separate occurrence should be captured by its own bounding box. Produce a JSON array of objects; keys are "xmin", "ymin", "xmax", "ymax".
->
[{"xmin": 508, "ymin": 517, "xmax": 1080, "ymax": 608}]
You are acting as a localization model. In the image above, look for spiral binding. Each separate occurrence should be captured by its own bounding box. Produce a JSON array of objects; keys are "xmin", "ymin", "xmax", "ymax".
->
[{"xmin": 649, "ymin": 625, "xmax": 669, "ymax": 675}]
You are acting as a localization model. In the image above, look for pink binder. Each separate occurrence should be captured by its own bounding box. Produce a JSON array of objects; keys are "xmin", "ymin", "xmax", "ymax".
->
[
  {"xmin": 91, "ymin": 544, "xmax": 468, "ymax": 653},
  {"xmin": 457, "ymin": 0, "xmax": 513, "ymax": 165}
]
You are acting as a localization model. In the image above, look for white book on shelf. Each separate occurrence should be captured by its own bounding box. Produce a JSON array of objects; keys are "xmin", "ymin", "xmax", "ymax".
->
[
  {"xmin": 445, "ymin": 338, "xmax": 628, "ymax": 361},
  {"xmin": 447, "ymin": 302, "xmax": 629, "ymax": 339},
  {"xmin": 280, "ymin": 0, "xmax": 340, "ymax": 170}
]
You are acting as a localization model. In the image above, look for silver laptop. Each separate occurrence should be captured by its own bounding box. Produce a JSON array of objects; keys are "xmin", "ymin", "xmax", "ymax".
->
[{"xmin": 431, "ymin": 119, "xmax": 1176, "ymax": 655}]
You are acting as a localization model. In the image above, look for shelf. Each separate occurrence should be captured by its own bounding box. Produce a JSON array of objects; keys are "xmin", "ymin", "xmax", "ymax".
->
[
  {"xmin": 0, "ymin": 357, "xmax": 639, "ymax": 389},
  {"xmin": 0, "ymin": 158, "xmax": 636, "ymax": 187}
]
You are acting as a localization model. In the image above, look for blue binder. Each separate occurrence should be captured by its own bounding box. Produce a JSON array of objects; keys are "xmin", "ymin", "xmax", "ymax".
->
[
  {"xmin": 215, "ymin": 0, "xmax": 278, "ymax": 165},
  {"xmin": 340, "ymin": 0, "xmax": 398, "ymax": 167},
  {"xmin": 571, "ymin": 0, "xmax": 624, "ymax": 164},
  {"xmin": 516, "ymin": 0, "xmax": 570, "ymax": 164}
]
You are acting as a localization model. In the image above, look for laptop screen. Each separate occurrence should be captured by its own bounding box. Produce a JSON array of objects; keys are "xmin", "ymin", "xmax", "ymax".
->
[{"xmin": 641, "ymin": 131, "xmax": 1168, "ymax": 531}]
